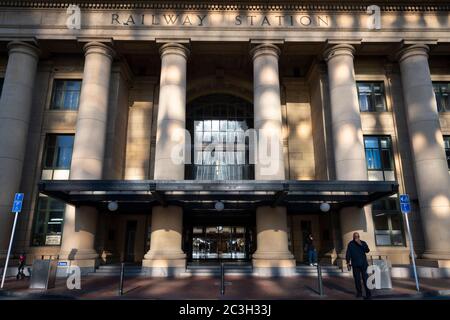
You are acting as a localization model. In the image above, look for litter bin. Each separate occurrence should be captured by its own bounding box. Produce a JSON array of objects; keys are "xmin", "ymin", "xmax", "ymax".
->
[
  {"xmin": 371, "ymin": 259, "xmax": 392, "ymax": 289},
  {"xmin": 29, "ymin": 259, "xmax": 57, "ymax": 289}
]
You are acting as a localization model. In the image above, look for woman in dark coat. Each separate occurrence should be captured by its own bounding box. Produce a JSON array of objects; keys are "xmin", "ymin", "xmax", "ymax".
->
[{"xmin": 305, "ymin": 234, "xmax": 317, "ymax": 266}]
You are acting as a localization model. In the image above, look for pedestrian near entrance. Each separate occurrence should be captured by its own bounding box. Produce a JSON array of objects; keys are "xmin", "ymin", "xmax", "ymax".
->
[
  {"xmin": 305, "ymin": 234, "xmax": 317, "ymax": 266},
  {"xmin": 16, "ymin": 253, "xmax": 26, "ymax": 280},
  {"xmin": 346, "ymin": 232, "xmax": 372, "ymax": 299}
]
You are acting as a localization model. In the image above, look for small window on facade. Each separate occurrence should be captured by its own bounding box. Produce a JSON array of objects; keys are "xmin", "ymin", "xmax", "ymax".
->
[
  {"xmin": 50, "ymin": 79, "xmax": 82, "ymax": 110},
  {"xmin": 364, "ymin": 136, "xmax": 394, "ymax": 181},
  {"xmin": 433, "ymin": 82, "xmax": 450, "ymax": 112},
  {"xmin": 31, "ymin": 196, "xmax": 65, "ymax": 246},
  {"xmin": 0, "ymin": 78, "xmax": 4, "ymax": 97},
  {"xmin": 357, "ymin": 82, "xmax": 387, "ymax": 112},
  {"xmin": 444, "ymin": 136, "xmax": 450, "ymax": 169},
  {"xmin": 43, "ymin": 134, "xmax": 75, "ymax": 169},
  {"xmin": 372, "ymin": 197, "xmax": 405, "ymax": 247}
]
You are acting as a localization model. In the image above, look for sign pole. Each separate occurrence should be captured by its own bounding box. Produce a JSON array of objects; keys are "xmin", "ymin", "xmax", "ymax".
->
[
  {"xmin": 403, "ymin": 211, "xmax": 420, "ymax": 292},
  {"xmin": 400, "ymin": 194, "xmax": 419, "ymax": 292},
  {"xmin": 1, "ymin": 211, "xmax": 19, "ymax": 289},
  {"xmin": 1, "ymin": 193, "xmax": 24, "ymax": 289}
]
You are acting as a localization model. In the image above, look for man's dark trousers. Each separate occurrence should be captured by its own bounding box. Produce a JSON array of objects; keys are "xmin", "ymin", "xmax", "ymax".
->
[{"xmin": 352, "ymin": 265, "xmax": 371, "ymax": 297}]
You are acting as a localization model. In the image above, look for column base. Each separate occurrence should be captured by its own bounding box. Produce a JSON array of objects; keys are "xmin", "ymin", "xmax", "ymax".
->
[{"xmin": 141, "ymin": 258, "xmax": 186, "ymax": 277}]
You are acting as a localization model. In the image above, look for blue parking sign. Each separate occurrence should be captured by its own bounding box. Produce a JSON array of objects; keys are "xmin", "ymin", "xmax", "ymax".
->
[
  {"xmin": 14, "ymin": 193, "xmax": 24, "ymax": 201},
  {"xmin": 400, "ymin": 194, "xmax": 410, "ymax": 204},
  {"xmin": 11, "ymin": 193, "xmax": 24, "ymax": 213},
  {"xmin": 400, "ymin": 194, "xmax": 411, "ymax": 213},
  {"xmin": 401, "ymin": 203, "xmax": 411, "ymax": 213}
]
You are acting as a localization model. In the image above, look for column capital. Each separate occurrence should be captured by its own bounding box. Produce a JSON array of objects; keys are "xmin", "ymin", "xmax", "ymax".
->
[
  {"xmin": 7, "ymin": 40, "xmax": 40, "ymax": 59},
  {"xmin": 159, "ymin": 42, "xmax": 190, "ymax": 60},
  {"xmin": 250, "ymin": 43, "xmax": 281, "ymax": 61},
  {"xmin": 323, "ymin": 44, "xmax": 355, "ymax": 62},
  {"xmin": 397, "ymin": 44, "xmax": 429, "ymax": 63},
  {"xmin": 83, "ymin": 42, "xmax": 115, "ymax": 61}
]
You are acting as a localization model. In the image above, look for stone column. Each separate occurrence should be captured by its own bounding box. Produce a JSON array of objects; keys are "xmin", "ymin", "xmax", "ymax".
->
[
  {"xmin": 324, "ymin": 44, "xmax": 377, "ymax": 262},
  {"xmin": 250, "ymin": 43, "xmax": 295, "ymax": 276},
  {"xmin": 59, "ymin": 42, "xmax": 115, "ymax": 273},
  {"xmin": 0, "ymin": 41, "xmax": 40, "ymax": 258},
  {"xmin": 142, "ymin": 43, "xmax": 189, "ymax": 276},
  {"xmin": 397, "ymin": 45, "xmax": 450, "ymax": 266}
]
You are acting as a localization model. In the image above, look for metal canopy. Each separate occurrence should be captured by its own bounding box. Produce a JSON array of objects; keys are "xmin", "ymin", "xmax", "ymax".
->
[{"xmin": 38, "ymin": 180, "xmax": 399, "ymax": 213}]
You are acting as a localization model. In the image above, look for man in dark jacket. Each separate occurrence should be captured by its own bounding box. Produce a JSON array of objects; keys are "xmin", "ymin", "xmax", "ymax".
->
[{"xmin": 346, "ymin": 232, "xmax": 371, "ymax": 298}]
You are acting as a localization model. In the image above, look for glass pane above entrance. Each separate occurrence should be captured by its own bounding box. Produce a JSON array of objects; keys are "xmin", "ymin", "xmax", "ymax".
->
[
  {"xmin": 192, "ymin": 226, "xmax": 248, "ymax": 260},
  {"xmin": 186, "ymin": 94, "xmax": 254, "ymax": 180}
]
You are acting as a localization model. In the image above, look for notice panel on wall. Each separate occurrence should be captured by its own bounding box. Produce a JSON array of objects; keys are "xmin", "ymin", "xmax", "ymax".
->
[{"xmin": 45, "ymin": 235, "xmax": 61, "ymax": 246}]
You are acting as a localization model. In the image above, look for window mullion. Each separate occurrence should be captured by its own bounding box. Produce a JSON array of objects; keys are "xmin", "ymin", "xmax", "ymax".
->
[{"xmin": 370, "ymin": 83, "xmax": 376, "ymax": 112}]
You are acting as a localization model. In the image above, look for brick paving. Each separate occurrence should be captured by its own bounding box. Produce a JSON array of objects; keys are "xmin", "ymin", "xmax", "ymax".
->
[{"xmin": 1, "ymin": 275, "xmax": 450, "ymax": 300}]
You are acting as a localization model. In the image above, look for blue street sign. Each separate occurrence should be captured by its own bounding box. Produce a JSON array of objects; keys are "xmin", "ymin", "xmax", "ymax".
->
[
  {"xmin": 401, "ymin": 203, "xmax": 411, "ymax": 213},
  {"xmin": 11, "ymin": 193, "xmax": 24, "ymax": 213},
  {"xmin": 14, "ymin": 193, "xmax": 24, "ymax": 201},
  {"xmin": 400, "ymin": 194, "xmax": 411, "ymax": 213},
  {"xmin": 400, "ymin": 194, "xmax": 410, "ymax": 204}
]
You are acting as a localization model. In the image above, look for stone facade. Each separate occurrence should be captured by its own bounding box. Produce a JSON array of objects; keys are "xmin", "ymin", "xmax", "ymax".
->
[{"xmin": 0, "ymin": 1, "xmax": 449, "ymax": 275}]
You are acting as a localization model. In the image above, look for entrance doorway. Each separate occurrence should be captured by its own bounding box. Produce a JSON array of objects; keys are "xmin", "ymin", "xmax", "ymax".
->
[
  {"xmin": 191, "ymin": 226, "xmax": 251, "ymax": 261},
  {"xmin": 124, "ymin": 220, "xmax": 137, "ymax": 262}
]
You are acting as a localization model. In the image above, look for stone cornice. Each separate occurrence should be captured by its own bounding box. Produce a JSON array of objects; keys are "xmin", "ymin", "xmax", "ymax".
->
[{"xmin": 0, "ymin": 1, "xmax": 449, "ymax": 12}]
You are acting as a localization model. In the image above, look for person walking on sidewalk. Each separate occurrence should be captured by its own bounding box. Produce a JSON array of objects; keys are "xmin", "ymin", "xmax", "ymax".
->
[
  {"xmin": 346, "ymin": 232, "xmax": 372, "ymax": 299},
  {"xmin": 16, "ymin": 253, "xmax": 26, "ymax": 280},
  {"xmin": 305, "ymin": 234, "xmax": 318, "ymax": 266}
]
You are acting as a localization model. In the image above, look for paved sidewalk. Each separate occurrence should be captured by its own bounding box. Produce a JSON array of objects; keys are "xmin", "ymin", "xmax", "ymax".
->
[{"xmin": 1, "ymin": 275, "xmax": 450, "ymax": 300}]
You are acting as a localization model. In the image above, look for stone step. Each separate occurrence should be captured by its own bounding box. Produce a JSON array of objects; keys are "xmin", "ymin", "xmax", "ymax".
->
[
  {"xmin": 187, "ymin": 266, "xmax": 253, "ymax": 270},
  {"xmin": 296, "ymin": 265, "xmax": 340, "ymax": 269},
  {"xmin": 94, "ymin": 269, "xmax": 143, "ymax": 273},
  {"xmin": 183, "ymin": 264, "xmax": 253, "ymax": 277},
  {"xmin": 88, "ymin": 265, "xmax": 145, "ymax": 276},
  {"xmin": 295, "ymin": 270, "xmax": 349, "ymax": 276},
  {"xmin": 295, "ymin": 265, "xmax": 349, "ymax": 277},
  {"xmin": 95, "ymin": 267, "xmax": 142, "ymax": 271},
  {"xmin": 88, "ymin": 264, "xmax": 349, "ymax": 277}
]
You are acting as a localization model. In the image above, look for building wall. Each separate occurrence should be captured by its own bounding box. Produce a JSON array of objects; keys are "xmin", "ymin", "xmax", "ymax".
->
[
  {"xmin": 16, "ymin": 58, "xmax": 84, "ymax": 262},
  {"xmin": 283, "ymin": 78, "xmax": 316, "ymax": 180},
  {"xmin": 355, "ymin": 57, "xmax": 418, "ymax": 263},
  {"xmin": 124, "ymin": 77, "xmax": 157, "ymax": 180},
  {"xmin": 0, "ymin": 2, "xmax": 449, "ymax": 267},
  {"xmin": 5, "ymin": 52, "xmax": 448, "ymax": 266},
  {"xmin": 5, "ymin": 54, "xmax": 447, "ymax": 265}
]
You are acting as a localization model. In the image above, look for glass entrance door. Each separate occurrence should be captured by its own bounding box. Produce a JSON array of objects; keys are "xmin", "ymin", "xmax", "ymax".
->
[{"xmin": 192, "ymin": 226, "xmax": 248, "ymax": 260}]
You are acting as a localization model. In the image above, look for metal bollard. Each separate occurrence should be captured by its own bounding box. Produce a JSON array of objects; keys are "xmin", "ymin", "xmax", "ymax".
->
[
  {"xmin": 317, "ymin": 264, "xmax": 324, "ymax": 296},
  {"xmin": 119, "ymin": 262, "xmax": 125, "ymax": 296},
  {"xmin": 220, "ymin": 262, "xmax": 225, "ymax": 295}
]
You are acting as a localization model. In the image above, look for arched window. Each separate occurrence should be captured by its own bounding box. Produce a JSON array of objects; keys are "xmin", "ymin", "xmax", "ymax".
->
[{"xmin": 186, "ymin": 94, "xmax": 254, "ymax": 180}]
